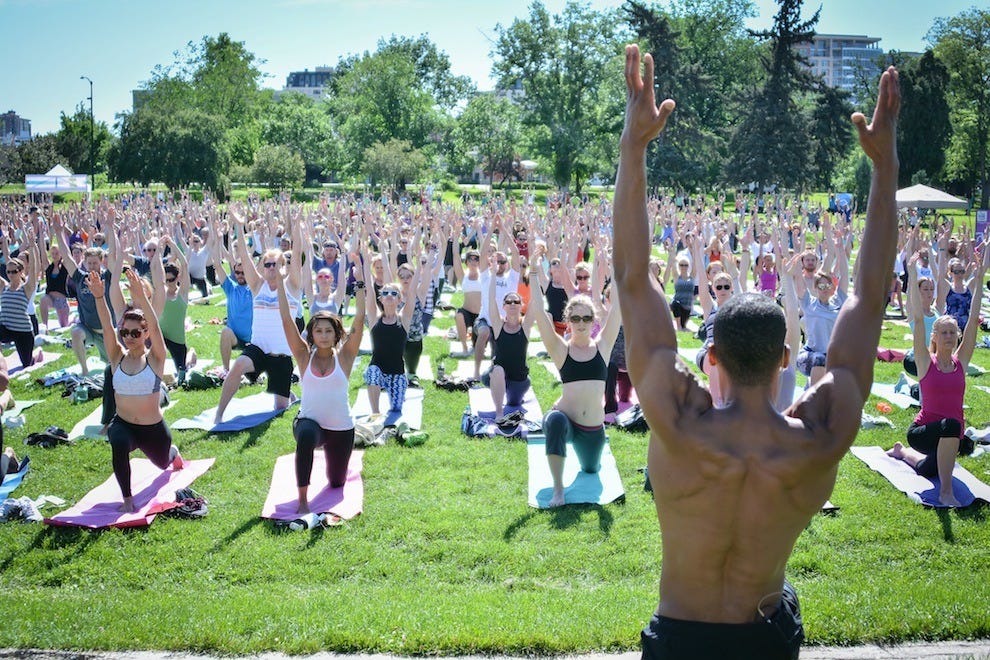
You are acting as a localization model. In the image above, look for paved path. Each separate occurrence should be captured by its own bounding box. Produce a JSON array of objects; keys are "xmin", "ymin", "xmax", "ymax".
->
[{"xmin": 4, "ymin": 644, "xmax": 990, "ymax": 660}]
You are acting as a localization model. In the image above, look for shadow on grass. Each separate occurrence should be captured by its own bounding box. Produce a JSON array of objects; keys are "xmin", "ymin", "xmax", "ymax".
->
[
  {"xmin": 210, "ymin": 515, "xmax": 263, "ymax": 553},
  {"xmin": 0, "ymin": 524, "xmax": 105, "ymax": 574},
  {"xmin": 502, "ymin": 501, "xmax": 619, "ymax": 540},
  {"xmin": 936, "ymin": 501, "xmax": 987, "ymax": 543}
]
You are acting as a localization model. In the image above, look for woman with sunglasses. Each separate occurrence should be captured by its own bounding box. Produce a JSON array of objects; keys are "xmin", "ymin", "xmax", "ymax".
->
[
  {"xmin": 451, "ymin": 246, "xmax": 484, "ymax": 357},
  {"xmin": 530, "ymin": 233, "xmax": 622, "ymax": 507},
  {"xmin": 276, "ymin": 254, "xmax": 366, "ymax": 514},
  {"xmin": 484, "ymin": 265, "xmax": 536, "ymax": 422},
  {"xmin": 362, "ymin": 249, "xmax": 417, "ymax": 415},
  {"xmin": 89, "ymin": 268, "xmax": 183, "ymax": 513},
  {"xmin": 691, "ymin": 232, "xmax": 740, "ymax": 406},
  {"xmin": 39, "ymin": 242, "xmax": 71, "ymax": 329},
  {"xmin": 0, "ymin": 241, "xmax": 40, "ymax": 370},
  {"xmin": 310, "ymin": 267, "xmax": 338, "ymax": 316},
  {"xmin": 939, "ymin": 256, "xmax": 976, "ymax": 334},
  {"xmin": 888, "ymin": 245, "xmax": 989, "ymax": 507}
]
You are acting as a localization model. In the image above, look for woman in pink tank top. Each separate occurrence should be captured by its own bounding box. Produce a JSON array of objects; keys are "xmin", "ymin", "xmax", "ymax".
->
[{"xmin": 887, "ymin": 244, "xmax": 988, "ymax": 507}]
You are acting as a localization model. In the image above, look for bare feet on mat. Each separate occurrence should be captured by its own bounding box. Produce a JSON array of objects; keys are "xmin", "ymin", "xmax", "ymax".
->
[
  {"xmin": 548, "ymin": 489, "xmax": 565, "ymax": 508},
  {"xmin": 939, "ymin": 490, "xmax": 961, "ymax": 508},
  {"xmin": 118, "ymin": 497, "xmax": 136, "ymax": 513},
  {"xmin": 297, "ymin": 500, "xmax": 311, "ymax": 515},
  {"xmin": 886, "ymin": 442, "xmax": 905, "ymax": 459}
]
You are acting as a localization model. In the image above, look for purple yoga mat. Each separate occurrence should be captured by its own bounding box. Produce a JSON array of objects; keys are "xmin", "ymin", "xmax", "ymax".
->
[
  {"xmin": 261, "ymin": 451, "xmax": 363, "ymax": 521},
  {"xmin": 850, "ymin": 446, "xmax": 990, "ymax": 508},
  {"xmin": 45, "ymin": 458, "xmax": 215, "ymax": 528}
]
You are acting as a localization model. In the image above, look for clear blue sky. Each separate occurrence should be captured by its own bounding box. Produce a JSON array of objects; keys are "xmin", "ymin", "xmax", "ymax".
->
[{"xmin": 0, "ymin": 0, "xmax": 977, "ymax": 136}]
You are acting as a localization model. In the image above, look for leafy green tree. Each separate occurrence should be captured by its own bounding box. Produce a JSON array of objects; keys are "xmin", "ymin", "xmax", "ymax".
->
[
  {"xmin": 363, "ymin": 139, "xmax": 427, "ymax": 189},
  {"xmin": 809, "ymin": 85, "xmax": 854, "ymax": 189},
  {"xmin": 0, "ymin": 144, "xmax": 20, "ymax": 186},
  {"xmin": 723, "ymin": 0, "xmax": 820, "ymax": 190},
  {"xmin": 332, "ymin": 50, "xmax": 442, "ymax": 174},
  {"xmin": 898, "ymin": 51, "xmax": 951, "ymax": 187},
  {"xmin": 456, "ymin": 93, "xmax": 522, "ymax": 187},
  {"xmin": 15, "ymin": 134, "xmax": 64, "ymax": 179},
  {"xmin": 54, "ymin": 105, "xmax": 114, "ymax": 176},
  {"xmin": 494, "ymin": 1, "xmax": 622, "ymax": 191},
  {"xmin": 109, "ymin": 107, "xmax": 229, "ymax": 192},
  {"xmin": 252, "ymin": 144, "xmax": 305, "ymax": 192},
  {"xmin": 260, "ymin": 93, "xmax": 339, "ymax": 181},
  {"xmin": 929, "ymin": 8, "xmax": 990, "ymax": 208}
]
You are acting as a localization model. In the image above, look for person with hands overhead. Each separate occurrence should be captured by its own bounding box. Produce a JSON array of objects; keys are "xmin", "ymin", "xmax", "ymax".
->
[
  {"xmin": 276, "ymin": 251, "xmax": 366, "ymax": 514},
  {"xmin": 886, "ymin": 243, "xmax": 988, "ymax": 507},
  {"xmin": 91, "ymin": 268, "xmax": 183, "ymax": 514},
  {"xmin": 613, "ymin": 44, "xmax": 900, "ymax": 659},
  {"xmin": 0, "ymin": 236, "xmax": 40, "ymax": 370},
  {"xmin": 528, "ymin": 224, "xmax": 622, "ymax": 508}
]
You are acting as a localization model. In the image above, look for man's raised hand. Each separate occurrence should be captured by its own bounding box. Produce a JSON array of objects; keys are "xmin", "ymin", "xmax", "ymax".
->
[
  {"xmin": 852, "ymin": 66, "xmax": 900, "ymax": 167},
  {"xmin": 621, "ymin": 44, "xmax": 675, "ymax": 151}
]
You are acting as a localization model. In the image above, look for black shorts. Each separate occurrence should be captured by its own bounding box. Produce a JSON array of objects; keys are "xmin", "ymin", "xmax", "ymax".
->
[
  {"xmin": 641, "ymin": 581, "xmax": 803, "ymax": 660},
  {"xmin": 241, "ymin": 343, "xmax": 293, "ymax": 398}
]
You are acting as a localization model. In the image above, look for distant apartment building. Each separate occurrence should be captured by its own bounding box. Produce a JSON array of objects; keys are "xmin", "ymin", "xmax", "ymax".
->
[
  {"xmin": 1, "ymin": 110, "xmax": 32, "ymax": 146},
  {"xmin": 278, "ymin": 66, "xmax": 334, "ymax": 100},
  {"xmin": 795, "ymin": 34, "xmax": 882, "ymax": 97}
]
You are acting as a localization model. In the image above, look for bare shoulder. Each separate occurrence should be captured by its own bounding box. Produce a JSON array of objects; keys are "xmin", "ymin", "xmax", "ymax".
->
[
  {"xmin": 786, "ymin": 368, "xmax": 864, "ymax": 462},
  {"xmin": 635, "ymin": 348, "xmax": 713, "ymax": 440}
]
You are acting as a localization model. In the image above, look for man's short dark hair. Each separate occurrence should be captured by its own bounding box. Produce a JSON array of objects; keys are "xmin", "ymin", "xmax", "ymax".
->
[{"xmin": 712, "ymin": 293, "xmax": 786, "ymax": 387}]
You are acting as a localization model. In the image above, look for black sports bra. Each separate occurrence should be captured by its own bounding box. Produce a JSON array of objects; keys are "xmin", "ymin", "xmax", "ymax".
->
[{"xmin": 559, "ymin": 348, "xmax": 607, "ymax": 383}]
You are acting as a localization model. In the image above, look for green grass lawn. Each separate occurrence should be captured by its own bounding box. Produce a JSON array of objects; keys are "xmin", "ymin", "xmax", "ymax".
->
[{"xmin": 2, "ymin": 289, "xmax": 990, "ymax": 654}]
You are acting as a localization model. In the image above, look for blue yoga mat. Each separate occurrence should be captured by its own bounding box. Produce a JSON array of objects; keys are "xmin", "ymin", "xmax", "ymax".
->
[
  {"xmin": 527, "ymin": 435, "xmax": 625, "ymax": 508},
  {"xmin": 0, "ymin": 455, "xmax": 31, "ymax": 500}
]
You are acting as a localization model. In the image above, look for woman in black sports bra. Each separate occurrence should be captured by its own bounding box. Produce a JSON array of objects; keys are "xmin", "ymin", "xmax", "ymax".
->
[
  {"xmin": 529, "ymin": 226, "xmax": 623, "ymax": 508},
  {"xmin": 483, "ymin": 266, "xmax": 537, "ymax": 422}
]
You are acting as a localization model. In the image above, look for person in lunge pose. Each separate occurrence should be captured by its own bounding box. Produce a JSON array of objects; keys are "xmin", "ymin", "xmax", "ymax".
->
[
  {"xmin": 613, "ymin": 45, "xmax": 899, "ymax": 659},
  {"xmin": 91, "ymin": 268, "xmax": 182, "ymax": 513}
]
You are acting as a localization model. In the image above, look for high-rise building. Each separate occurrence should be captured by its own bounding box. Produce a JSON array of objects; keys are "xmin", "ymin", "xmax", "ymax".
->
[
  {"xmin": 1, "ymin": 110, "xmax": 32, "ymax": 146},
  {"xmin": 279, "ymin": 66, "xmax": 334, "ymax": 100},
  {"xmin": 795, "ymin": 34, "xmax": 882, "ymax": 97}
]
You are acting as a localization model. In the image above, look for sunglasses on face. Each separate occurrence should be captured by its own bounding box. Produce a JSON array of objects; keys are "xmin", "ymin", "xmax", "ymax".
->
[
  {"xmin": 576, "ymin": 274, "xmax": 590, "ymax": 280},
  {"xmin": 144, "ymin": 249, "xmax": 156, "ymax": 254},
  {"xmin": 569, "ymin": 314, "xmax": 594, "ymax": 324},
  {"xmin": 497, "ymin": 260, "xmax": 508, "ymax": 265},
  {"xmin": 263, "ymin": 262, "xmax": 278, "ymax": 269},
  {"xmin": 317, "ymin": 274, "xmax": 331, "ymax": 280},
  {"xmin": 504, "ymin": 299, "xmax": 522, "ymax": 305},
  {"xmin": 816, "ymin": 282, "xmax": 832, "ymax": 290},
  {"xmin": 952, "ymin": 269, "xmax": 965, "ymax": 274},
  {"xmin": 380, "ymin": 290, "xmax": 400, "ymax": 298},
  {"xmin": 166, "ymin": 277, "xmax": 176, "ymax": 283},
  {"xmin": 6, "ymin": 268, "xmax": 21, "ymax": 274},
  {"xmin": 467, "ymin": 256, "xmax": 480, "ymax": 261},
  {"xmin": 119, "ymin": 328, "xmax": 143, "ymax": 339},
  {"xmin": 714, "ymin": 284, "xmax": 732, "ymax": 291}
]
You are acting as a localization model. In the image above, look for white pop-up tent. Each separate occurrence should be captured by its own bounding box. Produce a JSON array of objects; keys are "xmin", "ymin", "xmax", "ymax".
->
[
  {"xmin": 25, "ymin": 164, "xmax": 90, "ymax": 193},
  {"xmin": 896, "ymin": 184, "xmax": 967, "ymax": 210}
]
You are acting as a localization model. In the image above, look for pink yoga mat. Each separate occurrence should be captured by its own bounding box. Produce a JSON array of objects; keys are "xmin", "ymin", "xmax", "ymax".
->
[
  {"xmin": 45, "ymin": 458, "xmax": 215, "ymax": 529},
  {"xmin": 261, "ymin": 451, "xmax": 364, "ymax": 521}
]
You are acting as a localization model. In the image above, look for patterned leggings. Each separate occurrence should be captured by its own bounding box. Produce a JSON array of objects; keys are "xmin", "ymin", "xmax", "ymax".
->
[{"xmin": 363, "ymin": 365, "xmax": 407, "ymax": 413}]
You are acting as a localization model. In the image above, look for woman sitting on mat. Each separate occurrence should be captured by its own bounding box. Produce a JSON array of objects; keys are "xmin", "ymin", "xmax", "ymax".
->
[
  {"xmin": 90, "ymin": 268, "xmax": 183, "ymax": 513},
  {"xmin": 529, "ymin": 230, "xmax": 622, "ymax": 507},
  {"xmin": 484, "ymin": 263, "xmax": 536, "ymax": 422},
  {"xmin": 887, "ymin": 245, "xmax": 988, "ymax": 507},
  {"xmin": 363, "ymin": 248, "xmax": 417, "ymax": 415},
  {"xmin": 276, "ymin": 257, "xmax": 366, "ymax": 514}
]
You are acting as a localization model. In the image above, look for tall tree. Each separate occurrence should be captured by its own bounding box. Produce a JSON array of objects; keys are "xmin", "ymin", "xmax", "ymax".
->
[
  {"xmin": 929, "ymin": 8, "xmax": 990, "ymax": 208},
  {"xmin": 494, "ymin": 1, "xmax": 622, "ymax": 191},
  {"xmin": 260, "ymin": 93, "xmax": 339, "ymax": 182},
  {"xmin": 723, "ymin": 0, "xmax": 820, "ymax": 190},
  {"xmin": 898, "ymin": 51, "xmax": 951, "ymax": 187},
  {"xmin": 54, "ymin": 105, "xmax": 114, "ymax": 176},
  {"xmin": 456, "ymin": 93, "xmax": 522, "ymax": 187}
]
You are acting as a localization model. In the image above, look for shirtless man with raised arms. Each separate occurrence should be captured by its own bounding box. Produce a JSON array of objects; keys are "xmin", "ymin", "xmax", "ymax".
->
[{"xmin": 612, "ymin": 44, "xmax": 900, "ymax": 659}]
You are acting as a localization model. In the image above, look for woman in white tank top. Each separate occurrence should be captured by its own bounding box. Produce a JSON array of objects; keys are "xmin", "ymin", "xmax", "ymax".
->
[{"xmin": 275, "ymin": 263, "xmax": 367, "ymax": 514}]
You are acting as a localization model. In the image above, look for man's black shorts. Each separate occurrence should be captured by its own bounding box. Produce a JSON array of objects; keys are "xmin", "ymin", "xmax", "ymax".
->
[{"xmin": 241, "ymin": 343, "xmax": 293, "ymax": 398}]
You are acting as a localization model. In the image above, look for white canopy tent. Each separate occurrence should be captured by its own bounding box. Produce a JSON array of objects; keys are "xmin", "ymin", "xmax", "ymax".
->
[
  {"xmin": 896, "ymin": 184, "xmax": 967, "ymax": 210},
  {"xmin": 25, "ymin": 164, "xmax": 90, "ymax": 194}
]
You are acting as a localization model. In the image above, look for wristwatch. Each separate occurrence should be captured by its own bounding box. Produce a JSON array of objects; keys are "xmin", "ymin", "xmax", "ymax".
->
[{"xmin": 354, "ymin": 281, "xmax": 366, "ymax": 290}]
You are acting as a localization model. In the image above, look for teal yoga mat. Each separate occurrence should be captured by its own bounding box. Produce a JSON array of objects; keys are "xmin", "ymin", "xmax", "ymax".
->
[{"xmin": 526, "ymin": 434, "xmax": 625, "ymax": 508}]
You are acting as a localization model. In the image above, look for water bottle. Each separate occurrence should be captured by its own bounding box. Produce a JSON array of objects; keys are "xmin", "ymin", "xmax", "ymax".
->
[
  {"xmin": 460, "ymin": 405, "xmax": 471, "ymax": 435},
  {"xmin": 73, "ymin": 385, "xmax": 89, "ymax": 404},
  {"xmin": 437, "ymin": 362, "xmax": 445, "ymax": 380},
  {"xmin": 289, "ymin": 512, "xmax": 321, "ymax": 531}
]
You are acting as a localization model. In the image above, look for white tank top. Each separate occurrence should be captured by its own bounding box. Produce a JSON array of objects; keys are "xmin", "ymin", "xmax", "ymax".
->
[
  {"xmin": 461, "ymin": 273, "xmax": 483, "ymax": 294},
  {"xmin": 251, "ymin": 281, "xmax": 298, "ymax": 355},
  {"xmin": 299, "ymin": 352, "xmax": 353, "ymax": 430}
]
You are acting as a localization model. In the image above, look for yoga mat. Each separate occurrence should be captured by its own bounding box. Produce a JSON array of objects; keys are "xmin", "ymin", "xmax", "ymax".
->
[
  {"xmin": 454, "ymin": 359, "xmax": 490, "ymax": 379},
  {"xmin": 0, "ymin": 455, "xmax": 31, "ymax": 500},
  {"xmin": 41, "ymin": 356, "xmax": 107, "ymax": 385},
  {"xmin": 527, "ymin": 434, "xmax": 625, "ymax": 509},
  {"xmin": 416, "ymin": 355, "xmax": 433, "ymax": 382},
  {"xmin": 469, "ymin": 386, "xmax": 543, "ymax": 424},
  {"xmin": 68, "ymin": 403, "xmax": 105, "ymax": 440},
  {"xmin": 850, "ymin": 446, "xmax": 990, "ymax": 508},
  {"xmin": 870, "ymin": 383, "xmax": 919, "ymax": 410},
  {"xmin": 261, "ymin": 451, "xmax": 364, "ymax": 522},
  {"xmin": 8, "ymin": 351, "xmax": 61, "ymax": 377},
  {"xmin": 677, "ymin": 347, "xmax": 700, "ymax": 366},
  {"xmin": 527, "ymin": 341, "xmax": 548, "ymax": 357},
  {"xmin": 171, "ymin": 392, "xmax": 298, "ymax": 432},
  {"xmin": 352, "ymin": 387, "xmax": 423, "ymax": 429},
  {"xmin": 358, "ymin": 333, "xmax": 372, "ymax": 355},
  {"xmin": 450, "ymin": 340, "xmax": 488, "ymax": 358},
  {"xmin": 604, "ymin": 396, "xmax": 639, "ymax": 425},
  {"xmin": 1, "ymin": 399, "xmax": 42, "ymax": 423},
  {"xmin": 45, "ymin": 458, "xmax": 215, "ymax": 528}
]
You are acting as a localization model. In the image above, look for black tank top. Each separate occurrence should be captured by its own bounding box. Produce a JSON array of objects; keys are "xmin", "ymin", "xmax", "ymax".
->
[
  {"xmin": 545, "ymin": 284, "xmax": 568, "ymax": 322},
  {"xmin": 370, "ymin": 317, "xmax": 407, "ymax": 375},
  {"xmin": 46, "ymin": 262, "xmax": 69, "ymax": 296},
  {"xmin": 559, "ymin": 348, "xmax": 607, "ymax": 383},
  {"xmin": 493, "ymin": 325, "xmax": 529, "ymax": 382}
]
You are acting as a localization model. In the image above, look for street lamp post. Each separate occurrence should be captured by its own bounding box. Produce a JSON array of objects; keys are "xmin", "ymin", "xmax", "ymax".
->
[{"xmin": 80, "ymin": 76, "xmax": 94, "ymax": 194}]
